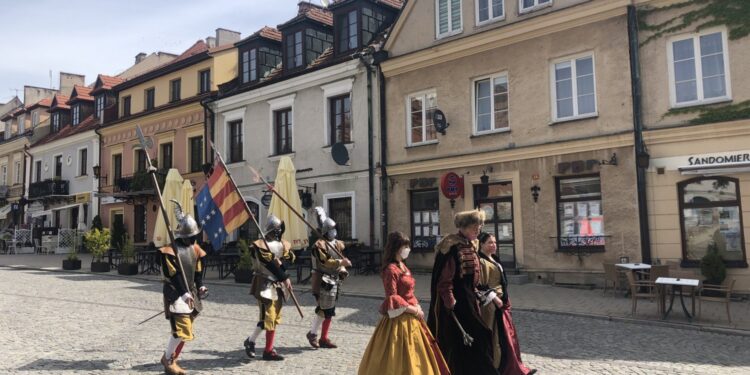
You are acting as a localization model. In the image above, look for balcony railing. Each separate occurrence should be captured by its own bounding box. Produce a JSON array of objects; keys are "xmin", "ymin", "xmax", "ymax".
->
[
  {"xmin": 112, "ymin": 170, "xmax": 166, "ymax": 194},
  {"xmin": 8, "ymin": 184, "xmax": 24, "ymax": 198},
  {"xmin": 0, "ymin": 185, "xmax": 8, "ymax": 198},
  {"xmin": 29, "ymin": 179, "xmax": 69, "ymax": 199}
]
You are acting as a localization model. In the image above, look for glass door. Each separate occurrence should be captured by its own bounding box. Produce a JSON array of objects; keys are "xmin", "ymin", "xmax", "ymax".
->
[{"xmin": 475, "ymin": 182, "xmax": 516, "ymax": 268}]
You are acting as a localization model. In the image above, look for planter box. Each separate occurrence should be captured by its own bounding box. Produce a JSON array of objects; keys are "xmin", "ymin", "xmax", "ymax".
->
[
  {"xmin": 54, "ymin": 247, "xmax": 72, "ymax": 254},
  {"xmin": 117, "ymin": 263, "xmax": 139, "ymax": 276},
  {"xmin": 91, "ymin": 261, "xmax": 110, "ymax": 273},
  {"xmin": 234, "ymin": 269, "xmax": 253, "ymax": 284},
  {"xmin": 62, "ymin": 259, "xmax": 81, "ymax": 270}
]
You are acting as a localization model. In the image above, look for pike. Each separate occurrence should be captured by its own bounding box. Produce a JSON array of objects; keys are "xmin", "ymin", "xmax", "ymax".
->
[
  {"xmin": 135, "ymin": 126, "xmax": 194, "ymax": 306},
  {"xmin": 137, "ymin": 310, "xmax": 164, "ymax": 325},
  {"xmin": 208, "ymin": 142, "xmax": 303, "ymax": 319}
]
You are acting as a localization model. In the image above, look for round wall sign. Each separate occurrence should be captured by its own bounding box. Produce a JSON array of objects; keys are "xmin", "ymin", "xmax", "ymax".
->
[
  {"xmin": 440, "ymin": 172, "xmax": 464, "ymax": 200},
  {"xmin": 66, "ymin": 155, "xmax": 72, "ymax": 166}
]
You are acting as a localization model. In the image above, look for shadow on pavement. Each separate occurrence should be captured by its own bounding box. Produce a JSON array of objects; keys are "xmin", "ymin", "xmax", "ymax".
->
[
  {"xmin": 17, "ymin": 358, "xmax": 115, "ymax": 371},
  {"xmin": 131, "ymin": 349, "xmax": 248, "ymax": 372}
]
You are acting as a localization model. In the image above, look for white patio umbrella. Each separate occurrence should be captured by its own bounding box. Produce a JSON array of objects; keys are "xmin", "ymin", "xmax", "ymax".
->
[{"xmin": 267, "ymin": 156, "xmax": 309, "ymax": 250}]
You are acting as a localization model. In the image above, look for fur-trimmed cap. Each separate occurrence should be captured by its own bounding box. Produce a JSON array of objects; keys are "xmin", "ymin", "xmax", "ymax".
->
[{"xmin": 453, "ymin": 209, "xmax": 485, "ymax": 229}]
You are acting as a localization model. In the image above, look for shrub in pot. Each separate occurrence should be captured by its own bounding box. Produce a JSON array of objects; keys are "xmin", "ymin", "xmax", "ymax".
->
[
  {"xmin": 62, "ymin": 238, "xmax": 82, "ymax": 271},
  {"xmin": 234, "ymin": 239, "xmax": 254, "ymax": 284},
  {"xmin": 700, "ymin": 241, "xmax": 727, "ymax": 297},
  {"xmin": 85, "ymin": 228, "xmax": 111, "ymax": 273},
  {"xmin": 117, "ymin": 236, "xmax": 139, "ymax": 275}
]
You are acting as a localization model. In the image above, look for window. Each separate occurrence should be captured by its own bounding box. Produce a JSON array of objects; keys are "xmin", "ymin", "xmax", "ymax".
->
[
  {"xmin": 0, "ymin": 165, "xmax": 6, "ymax": 185},
  {"xmin": 54, "ymin": 155, "xmax": 62, "ymax": 178},
  {"xmin": 250, "ymin": 49, "xmax": 257, "ymax": 82},
  {"xmin": 170, "ymin": 79, "xmax": 181, "ymax": 102},
  {"xmin": 362, "ymin": 6, "xmax": 387, "ymax": 45},
  {"xmin": 14, "ymin": 161, "xmax": 21, "ymax": 184},
  {"xmin": 122, "ymin": 96, "xmax": 131, "ymax": 117},
  {"xmin": 286, "ymin": 31, "xmax": 304, "ymax": 69},
  {"xmin": 238, "ymin": 201, "xmax": 261, "ymax": 240},
  {"xmin": 35, "ymin": 160, "xmax": 41, "ymax": 182},
  {"xmin": 274, "ymin": 108, "xmax": 293, "ymax": 155},
  {"xmin": 72, "ymin": 104, "xmax": 80, "ymax": 126},
  {"xmin": 242, "ymin": 50, "xmax": 251, "ymax": 83},
  {"xmin": 160, "ymin": 142, "xmax": 173, "ymax": 170},
  {"xmin": 95, "ymin": 94, "xmax": 105, "ymax": 119},
  {"xmin": 134, "ymin": 204, "xmax": 147, "ymax": 243},
  {"xmin": 552, "ymin": 54, "xmax": 596, "ymax": 121},
  {"xmin": 189, "ymin": 136, "xmax": 203, "ymax": 173},
  {"xmin": 19, "ymin": 114, "xmax": 25, "ymax": 133},
  {"xmin": 329, "ymin": 95, "xmax": 351, "ymax": 144},
  {"xmin": 78, "ymin": 148, "xmax": 87, "ymax": 176},
  {"xmin": 474, "ymin": 73, "xmax": 509, "ymax": 133},
  {"xmin": 436, "ymin": 0, "xmax": 462, "ymax": 38},
  {"xmin": 112, "ymin": 154, "xmax": 122, "ymax": 183},
  {"xmin": 477, "ymin": 0, "xmax": 504, "ymax": 24},
  {"xmin": 135, "ymin": 149, "xmax": 147, "ymax": 172},
  {"xmin": 411, "ymin": 189, "xmax": 440, "ymax": 252},
  {"xmin": 70, "ymin": 206, "xmax": 78, "ymax": 229},
  {"xmin": 327, "ymin": 195, "xmax": 353, "ymax": 240},
  {"xmin": 199, "ymin": 69, "xmax": 211, "ymax": 94},
  {"xmin": 520, "ymin": 0, "xmax": 551, "ymax": 13},
  {"xmin": 228, "ymin": 120, "xmax": 243, "ymax": 163},
  {"xmin": 678, "ymin": 177, "xmax": 746, "ymax": 267},
  {"xmin": 305, "ymin": 28, "xmax": 333, "ymax": 66},
  {"xmin": 669, "ymin": 30, "xmax": 730, "ymax": 107},
  {"xmin": 258, "ymin": 47, "xmax": 282, "ymax": 79},
  {"xmin": 145, "ymin": 88, "xmax": 155, "ymax": 110},
  {"xmin": 51, "ymin": 113, "xmax": 60, "ymax": 133},
  {"xmin": 556, "ymin": 175, "xmax": 604, "ymax": 250},
  {"xmin": 337, "ymin": 10, "xmax": 358, "ymax": 53},
  {"xmin": 407, "ymin": 91, "xmax": 438, "ymax": 145},
  {"xmin": 32, "ymin": 111, "xmax": 39, "ymax": 127}
]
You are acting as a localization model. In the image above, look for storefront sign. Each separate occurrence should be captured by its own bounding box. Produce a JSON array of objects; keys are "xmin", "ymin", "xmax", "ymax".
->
[
  {"xmin": 687, "ymin": 152, "xmax": 750, "ymax": 166},
  {"xmin": 440, "ymin": 172, "xmax": 464, "ymax": 200},
  {"xmin": 651, "ymin": 149, "xmax": 750, "ymax": 172},
  {"xmin": 557, "ymin": 160, "xmax": 600, "ymax": 174},
  {"xmin": 409, "ymin": 178, "xmax": 437, "ymax": 189},
  {"xmin": 75, "ymin": 193, "xmax": 91, "ymax": 204}
]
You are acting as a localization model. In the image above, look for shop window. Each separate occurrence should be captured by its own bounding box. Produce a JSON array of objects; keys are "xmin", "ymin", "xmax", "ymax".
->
[
  {"xmin": 555, "ymin": 175, "xmax": 604, "ymax": 250},
  {"xmin": 411, "ymin": 189, "xmax": 440, "ymax": 252},
  {"xmin": 327, "ymin": 195, "xmax": 353, "ymax": 240},
  {"xmin": 678, "ymin": 177, "xmax": 747, "ymax": 267}
]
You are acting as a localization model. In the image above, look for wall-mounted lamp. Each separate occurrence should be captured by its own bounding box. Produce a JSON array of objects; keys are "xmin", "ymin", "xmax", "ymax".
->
[
  {"xmin": 92, "ymin": 165, "xmax": 107, "ymax": 183},
  {"xmin": 600, "ymin": 153, "xmax": 618, "ymax": 166},
  {"xmin": 636, "ymin": 149, "xmax": 650, "ymax": 169},
  {"xmin": 476, "ymin": 172, "xmax": 490, "ymax": 200},
  {"xmin": 530, "ymin": 185, "xmax": 541, "ymax": 203}
]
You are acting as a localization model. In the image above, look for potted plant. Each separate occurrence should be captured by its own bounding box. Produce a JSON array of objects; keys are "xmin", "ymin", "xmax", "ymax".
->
[
  {"xmin": 700, "ymin": 241, "xmax": 727, "ymax": 297},
  {"xmin": 62, "ymin": 233, "xmax": 81, "ymax": 270},
  {"xmin": 92, "ymin": 215, "xmax": 103, "ymax": 231},
  {"xmin": 85, "ymin": 228, "xmax": 111, "ymax": 273},
  {"xmin": 117, "ymin": 236, "xmax": 139, "ymax": 275},
  {"xmin": 234, "ymin": 239, "xmax": 254, "ymax": 284}
]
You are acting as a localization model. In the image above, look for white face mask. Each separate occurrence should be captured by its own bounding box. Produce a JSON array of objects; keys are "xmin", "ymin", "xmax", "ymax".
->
[{"xmin": 399, "ymin": 247, "xmax": 411, "ymax": 260}]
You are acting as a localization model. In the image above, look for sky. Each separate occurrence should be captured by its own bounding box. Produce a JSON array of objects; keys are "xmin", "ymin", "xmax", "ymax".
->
[{"xmin": 0, "ymin": 0, "xmax": 311, "ymax": 104}]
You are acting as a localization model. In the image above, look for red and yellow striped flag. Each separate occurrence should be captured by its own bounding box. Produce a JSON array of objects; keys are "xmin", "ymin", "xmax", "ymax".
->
[{"xmin": 205, "ymin": 162, "xmax": 250, "ymax": 234}]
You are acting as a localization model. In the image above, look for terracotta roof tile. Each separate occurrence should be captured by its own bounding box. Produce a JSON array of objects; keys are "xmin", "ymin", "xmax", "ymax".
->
[
  {"xmin": 280, "ymin": 3, "xmax": 333, "ymax": 29},
  {"xmin": 31, "ymin": 114, "xmax": 98, "ymax": 148},
  {"xmin": 68, "ymin": 85, "xmax": 94, "ymax": 104},
  {"xmin": 98, "ymin": 75, "xmax": 124, "ymax": 90},
  {"xmin": 376, "ymin": 0, "xmax": 404, "ymax": 9},
  {"xmin": 308, "ymin": 47, "xmax": 334, "ymax": 69},
  {"xmin": 50, "ymin": 94, "xmax": 70, "ymax": 111},
  {"xmin": 258, "ymin": 26, "xmax": 282, "ymax": 42},
  {"xmin": 170, "ymin": 40, "xmax": 209, "ymax": 64}
]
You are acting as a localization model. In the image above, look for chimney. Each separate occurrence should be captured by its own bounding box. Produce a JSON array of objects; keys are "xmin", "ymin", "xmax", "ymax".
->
[
  {"xmin": 59, "ymin": 72, "xmax": 85, "ymax": 96},
  {"xmin": 298, "ymin": 1, "xmax": 321, "ymax": 14},
  {"xmin": 135, "ymin": 52, "xmax": 147, "ymax": 64},
  {"xmin": 205, "ymin": 36, "xmax": 217, "ymax": 48},
  {"xmin": 215, "ymin": 28, "xmax": 241, "ymax": 47}
]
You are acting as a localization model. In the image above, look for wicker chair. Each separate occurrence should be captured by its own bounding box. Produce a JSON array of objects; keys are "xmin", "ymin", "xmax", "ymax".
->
[
  {"xmin": 625, "ymin": 271, "xmax": 659, "ymax": 315},
  {"xmin": 602, "ymin": 263, "xmax": 625, "ymax": 295},
  {"xmin": 698, "ymin": 279, "xmax": 736, "ymax": 323}
]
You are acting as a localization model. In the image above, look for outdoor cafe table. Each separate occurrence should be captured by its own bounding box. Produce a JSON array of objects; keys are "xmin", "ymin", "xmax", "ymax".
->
[
  {"xmin": 615, "ymin": 263, "xmax": 652, "ymax": 271},
  {"xmin": 655, "ymin": 277, "xmax": 700, "ymax": 321}
]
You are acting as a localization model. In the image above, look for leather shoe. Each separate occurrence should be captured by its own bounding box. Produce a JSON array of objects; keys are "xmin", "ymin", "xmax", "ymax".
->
[
  {"xmin": 243, "ymin": 338, "xmax": 256, "ymax": 358},
  {"xmin": 306, "ymin": 331, "xmax": 319, "ymax": 348},
  {"xmin": 262, "ymin": 350, "xmax": 284, "ymax": 361},
  {"xmin": 319, "ymin": 338, "xmax": 337, "ymax": 349}
]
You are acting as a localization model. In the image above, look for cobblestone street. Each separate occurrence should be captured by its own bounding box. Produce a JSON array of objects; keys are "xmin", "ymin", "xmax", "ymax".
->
[{"xmin": 1, "ymin": 268, "xmax": 749, "ymax": 374}]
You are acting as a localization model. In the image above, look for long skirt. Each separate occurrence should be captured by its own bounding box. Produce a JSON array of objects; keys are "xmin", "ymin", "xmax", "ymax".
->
[{"xmin": 359, "ymin": 313, "xmax": 450, "ymax": 375}]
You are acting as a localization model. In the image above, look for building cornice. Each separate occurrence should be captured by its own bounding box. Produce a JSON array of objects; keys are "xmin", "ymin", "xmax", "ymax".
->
[
  {"xmin": 28, "ymin": 129, "xmax": 97, "ymax": 154},
  {"xmin": 382, "ymin": 0, "xmax": 645, "ymax": 77},
  {"xmin": 386, "ymin": 132, "xmax": 634, "ymax": 176},
  {"xmin": 644, "ymin": 120, "xmax": 750, "ymax": 145}
]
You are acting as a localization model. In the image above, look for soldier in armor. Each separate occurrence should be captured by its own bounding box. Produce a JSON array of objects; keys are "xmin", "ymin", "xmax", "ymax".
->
[
  {"xmin": 243, "ymin": 215, "xmax": 296, "ymax": 361},
  {"xmin": 159, "ymin": 201, "xmax": 208, "ymax": 375},
  {"xmin": 305, "ymin": 206, "xmax": 352, "ymax": 349}
]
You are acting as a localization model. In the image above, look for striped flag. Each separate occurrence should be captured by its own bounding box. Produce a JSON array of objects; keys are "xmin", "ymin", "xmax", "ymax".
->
[{"xmin": 196, "ymin": 161, "xmax": 250, "ymax": 250}]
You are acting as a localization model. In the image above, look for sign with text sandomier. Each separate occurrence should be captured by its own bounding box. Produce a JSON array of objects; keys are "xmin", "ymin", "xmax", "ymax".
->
[
  {"xmin": 440, "ymin": 172, "xmax": 464, "ymax": 208},
  {"xmin": 650, "ymin": 149, "xmax": 750, "ymax": 175}
]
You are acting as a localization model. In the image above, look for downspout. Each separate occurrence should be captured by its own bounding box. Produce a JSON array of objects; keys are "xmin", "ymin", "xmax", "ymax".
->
[
  {"xmin": 200, "ymin": 96, "xmax": 216, "ymax": 166},
  {"xmin": 628, "ymin": 5, "xmax": 652, "ymax": 263},
  {"xmin": 358, "ymin": 56, "xmax": 376, "ymax": 250},
  {"xmin": 94, "ymin": 126, "xmax": 103, "ymax": 221},
  {"xmin": 22, "ymin": 144, "xmax": 33, "ymax": 227},
  {"xmin": 377, "ymin": 68, "xmax": 388, "ymax": 246}
]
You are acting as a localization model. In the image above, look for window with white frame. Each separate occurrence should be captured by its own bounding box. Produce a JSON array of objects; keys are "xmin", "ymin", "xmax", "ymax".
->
[
  {"xmin": 325, "ymin": 193, "xmax": 354, "ymax": 240},
  {"xmin": 408, "ymin": 91, "xmax": 438, "ymax": 145},
  {"xmin": 519, "ymin": 0, "xmax": 551, "ymax": 13},
  {"xmin": 18, "ymin": 114, "xmax": 25, "ymax": 133},
  {"xmin": 669, "ymin": 30, "xmax": 730, "ymax": 107},
  {"xmin": 477, "ymin": 0, "xmax": 504, "ymax": 24},
  {"xmin": 78, "ymin": 148, "xmax": 87, "ymax": 176},
  {"xmin": 552, "ymin": 54, "xmax": 596, "ymax": 121},
  {"xmin": 436, "ymin": 0, "xmax": 462, "ymax": 38},
  {"xmin": 14, "ymin": 161, "xmax": 21, "ymax": 184},
  {"xmin": 475, "ymin": 73, "xmax": 509, "ymax": 133},
  {"xmin": 72, "ymin": 104, "xmax": 80, "ymax": 125},
  {"xmin": 0, "ymin": 164, "xmax": 6, "ymax": 185},
  {"xmin": 95, "ymin": 95, "xmax": 105, "ymax": 119}
]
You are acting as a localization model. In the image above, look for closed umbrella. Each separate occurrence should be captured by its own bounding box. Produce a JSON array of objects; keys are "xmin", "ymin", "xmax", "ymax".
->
[
  {"xmin": 180, "ymin": 179, "xmax": 195, "ymax": 224},
  {"xmin": 153, "ymin": 168, "xmax": 184, "ymax": 247},
  {"xmin": 267, "ymin": 156, "xmax": 308, "ymax": 250}
]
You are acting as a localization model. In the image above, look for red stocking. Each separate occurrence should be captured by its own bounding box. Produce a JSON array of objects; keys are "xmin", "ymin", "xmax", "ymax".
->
[
  {"xmin": 321, "ymin": 318, "xmax": 332, "ymax": 340},
  {"xmin": 173, "ymin": 341, "xmax": 185, "ymax": 359},
  {"xmin": 264, "ymin": 330, "xmax": 275, "ymax": 353}
]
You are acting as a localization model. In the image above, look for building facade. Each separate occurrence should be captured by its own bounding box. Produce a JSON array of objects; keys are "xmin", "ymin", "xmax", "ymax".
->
[
  {"xmin": 637, "ymin": 0, "xmax": 750, "ymax": 292},
  {"xmin": 98, "ymin": 31, "xmax": 239, "ymax": 247},
  {"xmin": 211, "ymin": 0, "xmax": 401, "ymax": 250},
  {"xmin": 381, "ymin": 0, "xmax": 643, "ymax": 282}
]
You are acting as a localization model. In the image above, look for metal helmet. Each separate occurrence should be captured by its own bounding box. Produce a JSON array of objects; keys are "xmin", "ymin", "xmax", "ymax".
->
[
  {"xmin": 171, "ymin": 199, "xmax": 200, "ymax": 239},
  {"xmin": 314, "ymin": 206, "xmax": 337, "ymax": 240},
  {"xmin": 265, "ymin": 214, "xmax": 285, "ymax": 240}
]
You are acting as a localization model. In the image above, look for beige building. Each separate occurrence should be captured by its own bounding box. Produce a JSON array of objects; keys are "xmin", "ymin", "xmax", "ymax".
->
[
  {"xmin": 638, "ymin": 0, "xmax": 750, "ymax": 292},
  {"xmin": 381, "ymin": 0, "xmax": 645, "ymax": 282}
]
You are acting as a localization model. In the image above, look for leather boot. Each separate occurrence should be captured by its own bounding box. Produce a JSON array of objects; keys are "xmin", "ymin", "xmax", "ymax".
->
[{"xmin": 160, "ymin": 353, "xmax": 182, "ymax": 375}]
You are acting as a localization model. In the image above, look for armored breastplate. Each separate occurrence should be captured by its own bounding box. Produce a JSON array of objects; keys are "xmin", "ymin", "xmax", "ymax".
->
[
  {"xmin": 267, "ymin": 240, "xmax": 283, "ymax": 259},
  {"xmin": 313, "ymin": 240, "xmax": 342, "ymax": 274},
  {"xmin": 176, "ymin": 244, "xmax": 197, "ymax": 287}
]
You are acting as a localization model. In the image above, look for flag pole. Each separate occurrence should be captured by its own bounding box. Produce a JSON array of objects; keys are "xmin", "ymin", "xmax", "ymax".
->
[{"xmin": 208, "ymin": 142, "xmax": 303, "ymax": 319}]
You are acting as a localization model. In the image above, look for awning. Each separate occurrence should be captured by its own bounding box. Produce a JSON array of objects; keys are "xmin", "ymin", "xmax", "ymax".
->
[
  {"xmin": 51, "ymin": 203, "xmax": 83, "ymax": 211},
  {"xmin": 0, "ymin": 205, "xmax": 11, "ymax": 220},
  {"xmin": 31, "ymin": 210, "xmax": 52, "ymax": 218},
  {"xmin": 679, "ymin": 162, "xmax": 750, "ymax": 175}
]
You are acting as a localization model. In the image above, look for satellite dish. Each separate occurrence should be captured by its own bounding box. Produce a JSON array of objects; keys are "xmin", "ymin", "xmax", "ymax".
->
[
  {"xmin": 331, "ymin": 143, "xmax": 350, "ymax": 166},
  {"xmin": 433, "ymin": 109, "xmax": 449, "ymax": 135}
]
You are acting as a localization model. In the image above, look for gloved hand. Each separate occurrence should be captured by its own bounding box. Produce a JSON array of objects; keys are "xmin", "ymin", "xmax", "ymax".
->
[{"xmin": 198, "ymin": 286, "xmax": 209, "ymax": 299}]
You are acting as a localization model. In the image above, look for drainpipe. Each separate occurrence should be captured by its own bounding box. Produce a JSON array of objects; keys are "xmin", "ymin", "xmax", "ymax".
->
[
  {"xmin": 200, "ymin": 97, "xmax": 216, "ymax": 166},
  {"xmin": 377, "ymin": 68, "xmax": 388, "ymax": 245},
  {"xmin": 358, "ymin": 55, "xmax": 376, "ymax": 250},
  {"xmin": 628, "ymin": 5, "xmax": 652, "ymax": 263},
  {"xmin": 94, "ymin": 126, "xmax": 103, "ymax": 222},
  {"xmin": 22, "ymin": 144, "xmax": 33, "ymax": 227}
]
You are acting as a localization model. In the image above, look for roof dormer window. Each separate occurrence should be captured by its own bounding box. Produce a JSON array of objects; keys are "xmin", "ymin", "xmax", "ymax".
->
[
  {"xmin": 337, "ymin": 10, "xmax": 358, "ymax": 53},
  {"xmin": 52, "ymin": 113, "xmax": 60, "ymax": 133},
  {"xmin": 72, "ymin": 104, "xmax": 81, "ymax": 126},
  {"xmin": 95, "ymin": 94, "xmax": 105, "ymax": 119},
  {"xmin": 285, "ymin": 31, "xmax": 304, "ymax": 70}
]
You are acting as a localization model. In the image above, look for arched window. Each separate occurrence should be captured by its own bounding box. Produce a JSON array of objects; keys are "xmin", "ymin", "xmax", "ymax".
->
[
  {"xmin": 678, "ymin": 177, "xmax": 747, "ymax": 267},
  {"xmin": 237, "ymin": 201, "xmax": 261, "ymax": 241}
]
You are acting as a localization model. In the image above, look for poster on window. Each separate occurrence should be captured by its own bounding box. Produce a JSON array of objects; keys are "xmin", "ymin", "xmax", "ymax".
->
[
  {"xmin": 589, "ymin": 201, "xmax": 600, "ymax": 217},
  {"xmin": 414, "ymin": 212, "xmax": 421, "ymax": 224},
  {"xmin": 422, "ymin": 212, "xmax": 430, "ymax": 223},
  {"xmin": 414, "ymin": 226, "xmax": 422, "ymax": 237},
  {"xmin": 431, "ymin": 211, "xmax": 439, "ymax": 223},
  {"xmin": 563, "ymin": 220, "xmax": 575, "ymax": 235},
  {"xmin": 432, "ymin": 225, "xmax": 439, "ymax": 236},
  {"xmin": 577, "ymin": 202, "xmax": 588, "ymax": 217},
  {"xmin": 563, "ymin": 203, "xmax": 575, "ymax": 218}
]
